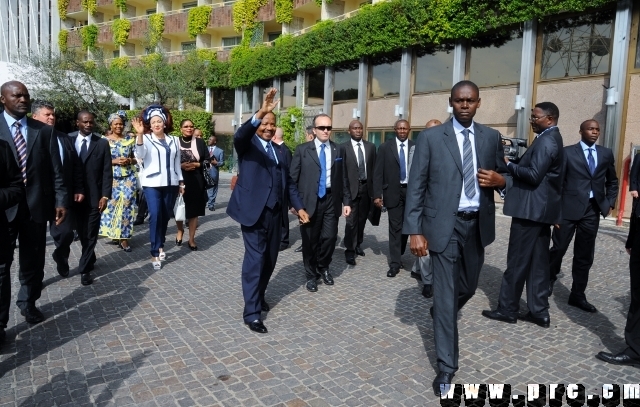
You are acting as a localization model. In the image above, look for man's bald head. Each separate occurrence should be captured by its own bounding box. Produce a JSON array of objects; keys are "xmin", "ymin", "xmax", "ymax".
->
[
  {"xmin": 273, "ymin": 127, "xmax": 284, "ymax": 145},
  {"xmin": 425, "ymin": 119, "xmax": 442, "ymax": 129},
  {"xmin": 0, "ymin": 81, "xmax": 30, "ymax": 119}
]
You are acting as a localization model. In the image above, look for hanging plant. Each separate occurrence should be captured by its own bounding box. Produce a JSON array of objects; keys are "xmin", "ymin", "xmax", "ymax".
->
[
  {"xmin": 81, "ymin": 0, "xmax": 97, "ymax": 15},
  {"xmin": 58, "ymin": 0, "xmax": 70, "ymax": 19},
  {"xmin": 80, "ymin": 24, "xmax": 98, "ymax": 50},
  {"xmin": 232, "ymin": 0, "xmax": 268, "ymax": 33},
  {"xmin": 110, "ymin": 56, "xmax": 130, "ymax": 69},
  {"xmin": 58, "ymin": 30, "xmax": 69, "ymax": 53},
  {"xmin": 275, "ymin": 0, "xmax": 293, "ymax": 24},
  {"xmin": 187, "ymin": 5, "xmax": 213, "ymax": 38},
  {"xmin": 115, "ymin": 0, "xmax": 127, "ymax": 13},
  {"xmin": 112, "ymin": 18, "xmax": 131, "ymax": 46},
  {"xmin": 148, "ymin": 13, "xmax": 165, "ymax": 47}
]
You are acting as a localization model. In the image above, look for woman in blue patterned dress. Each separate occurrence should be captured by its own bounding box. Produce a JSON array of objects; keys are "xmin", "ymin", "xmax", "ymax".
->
[{"xmin": 99, "ymin": 112, "xmax": 138, "ymax": 251}]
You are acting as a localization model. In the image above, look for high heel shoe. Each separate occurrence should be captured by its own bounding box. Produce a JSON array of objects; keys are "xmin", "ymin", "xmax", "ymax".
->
[
  {"xmin": 188, "ymin": 243, "xmax": 198, "ymax": 251},
  {"xmin": 175, "ymin": 238, "xmax": 182, "ymax": 246},
  {"xmin": 118, "ymin": 242, "xmax": 132, "ymax": 252}
]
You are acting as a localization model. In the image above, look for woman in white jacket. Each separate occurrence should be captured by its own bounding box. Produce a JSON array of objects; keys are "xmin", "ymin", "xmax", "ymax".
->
[{"xmin": 132, "ymin": 105, "xmax": 184, "ymax": 269}]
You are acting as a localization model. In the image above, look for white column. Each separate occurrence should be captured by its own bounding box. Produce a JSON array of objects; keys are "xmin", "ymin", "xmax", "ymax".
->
[
  {"xmin": 28, "ymin": 0, "xmax": 39, "ymax": 51},
  {"xmin": 397, "ymin": 48, "xmax": 411, "ymax": 120},
  {"xmin": 516, "ymin": 20, "xmax": 537, "ymax": 140},
  {"xmin": 603, "ymin": 0, "xmax": 633, "ymax": 156},
  {"xmin": 205, "ymin": 88, "xmax": 212, "ymax": 113},
  {"xmin": 296, "ymin": 71, "xmax": 305, "ymax": 107},
  {"xmin": 323, "ymin": 66, "xmax": 334, "ymax": 115},
  {"xmin": 452, "ymin": 40, "xmax": 466, "ymax": 84},
  {"xmin": 18, "ymin": 0, "xmax": 29, "ymax": 60},
  {"xmin": 357, "ymin": 57, "xmax": 368, "ymax": 126},
  {"xmin": 49, "ymin": 0, "xmax": 61, "ymax": 53},
  {"xmin": 0, "ymin": 0, "xmax": 10, "ymax": 61}
]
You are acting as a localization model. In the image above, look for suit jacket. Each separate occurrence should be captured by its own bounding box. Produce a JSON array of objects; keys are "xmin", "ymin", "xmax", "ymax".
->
[
  {"xmin": 227, "ymin": 118, "xmax": 304, "ymax": 227},
  {"xmin": 340, "ymin": 139, "xmax": 376, "ymax": 200},
  {"xmin": 0, "ymin": 115, "xmax": 66, "ymax": 223},
  {"xmin": 503, "ymin": 127, "xmax": 565, "ymax": 224},
  {"xmin": 630, "ymin": 153, "xmax": 640, "ymax": 193},
  {"xmin": 207, "ymin": 145, "xmax": 225, "ymax": 182},
  {"xmin": 57, "ymin": 131, "xmax": 85, "ymax": 208},
  {"xmin": 290, "ymin": 140, "xmax": 351, "ymax": 218},
  {"xmin": 373, "ymin": 138, "xmax": 414, "ymax": 209},
  {"xmin": 68, "ymin": 132, "xmax": 113, "ymax": 208},
  {"xmin": 561, "ymin": 143, "xmax": 618, "ymax": 220},
  {"xmin": 0, "ymin": 139, "xmax": 24, "ymax": 213},
  {"xmin": 403, "ymin": 120, "xmax": 511, "ymax": 253}
]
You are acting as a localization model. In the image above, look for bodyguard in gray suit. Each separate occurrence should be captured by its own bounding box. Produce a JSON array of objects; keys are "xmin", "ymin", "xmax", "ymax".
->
[{"xmin": 404, "ymin": 81, "xmax": 510, "ymax": 396}]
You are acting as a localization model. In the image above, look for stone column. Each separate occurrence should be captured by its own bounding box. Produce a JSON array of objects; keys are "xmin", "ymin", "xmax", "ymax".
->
[{"xmin": 516, "ymin": 20, "xmax": 537, "ymax": 141}]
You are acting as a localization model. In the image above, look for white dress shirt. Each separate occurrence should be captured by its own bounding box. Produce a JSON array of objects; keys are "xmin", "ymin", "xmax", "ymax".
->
[
  {"xmin": 580, "ymin": 140, "xmax": 598, "ymax": 198},
  {"xmin": 75, "ymin": 132, "xmax": 92, "ymax": 156},
  {"xmin": 453, "ymin": 117, "xmax": 480, "ymax": 211},
  {"xmin": 315, "ymin": 138, "xmax": 331, "ymax": 189},
  {"xmin": 3, "ymin": 111, "xmax": 28, "ymax": 143},
  {"xmin": 351, "ymin": 138, "xmax": 367, "ymax": 177},
  {"xmin": 395, "ymin": 137, "xmax": 408, "ymax": 184}
]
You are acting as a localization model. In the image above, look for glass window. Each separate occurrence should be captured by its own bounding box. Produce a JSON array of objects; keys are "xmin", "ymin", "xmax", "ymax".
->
[
  {"xmin": 334, "ymin": 61, "xmax": 359, "ymax": 102},
  {"xmin": 146, "ymin": 9, "xmax": 156, "ymax": 15},
  {"xmin": 541, "ymin": 10, "xmax": 614, "ymax": 80},
  {"xmin": 635, "ymin": 17, "xmax": 640, "ymax": 69},
  {"xmin": 181, "ymin": 41, "xmax": 196, "ymax": 52},
  {"xmin": 268, "ymin": 32, "xmax": 281, "ymax": 42},
  {"xmin": 368, "ymin": 131, "xmax": 382, "ymax": 148},
  {"xmin": 257, "ymin": 79, "xmax": 272, "ymax": 101},
  {"xmin": 370, "ymin": 51, "xmax": 401, "ymax": 98},
  {"xmin": 213, "ymin": 88, "xmax": 234, "ymax": 113},
  {"xmin": 331, "ymin": 131, "xmax": 350, "ymax": 144},
  {"xmin": 414, "ymin": 45, "xmax": 454, "ymax": 93},
  {"xmin": 469, "ymin": 29, "xmax": 523, "ymax": 87},
  {"xmin": 281, "ymin": 75, "xmax": 296, "ymax": 108},
  {"xmin": 384, "ymin": 131, "xmax": 396, "ymax": 143},
  {"xmin": 112, "ymin": 50, "xmax": 120, "ymax": 58},
  {"xmin": 411, "ymin": 130, "xmax": 422, "ymax": 141},
  {"xmin": 222, "ymin": 36, "xmax": 242, "ymax": 48},
  {"xmin": 182, "ymin": 1, "xmax": 197, "ymax": 9},
  {"xmin": 241, "ymin": 87, "xmax": 253, "ymax": 113},
  {"xmin": 307, "ymin": 69, "xmax": 325, "ymax": 106}
]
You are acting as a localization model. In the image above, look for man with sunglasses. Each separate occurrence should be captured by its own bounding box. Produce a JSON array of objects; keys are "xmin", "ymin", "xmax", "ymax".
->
[
  {"xmin": 483, "ymin": 102, "xmax": 565, "ymax": 329},
  {"xmin": 290, "ymin": 115, "xmax": 351, "ymax": 293}
]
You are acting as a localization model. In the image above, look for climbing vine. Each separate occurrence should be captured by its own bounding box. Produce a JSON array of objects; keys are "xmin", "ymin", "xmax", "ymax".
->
[
  {"xmin": 276, "ymin": 107, "xmax": 305, "ymax": 151},
  {"xmin": 112, "ymin": 18, "xmax": 131, "ymax": 46},
  {"xmin": 187, "ymin": 5, "xmax": 213, "ymax": 38},
  {"xmin": 115, "ymin": 0, "xmax": 127, "ymax": 13},
  {"xmin": 110, "ymin": 56, "xmax": 130, "ymax": 69},
  {"xmin": 58, "ymin": 0, "xmax": 69, "ymax": 19},
  {"xmin": 81, "ymin": 0, "xmax": 97, "ymax": 15},
  {"xmin": 148, "ymin": 13, "xmax": 165, "ymax": 48},
  {"xmin": 80, "ymin": 24, "xmax": 98, "ymax": 50},
  {"xmin": 232, "ymin": 0, "xmax": 268, "ymax": 33},
  {"xmin": 58, "ymin": 30, "xmax": 69, "ymax": 53},
  {"xmin": 275, "ymin": 0, "xmax": 293, "ymax": 24}
]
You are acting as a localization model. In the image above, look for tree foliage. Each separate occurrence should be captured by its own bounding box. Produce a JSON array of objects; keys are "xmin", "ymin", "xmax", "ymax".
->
[
  {"xmin": 124, "ymin": 110, "xmax": 215, "ymax": 139},
  {"xmin": 80, "ymin": 24, "xmax": 98, "ymax": 51}
]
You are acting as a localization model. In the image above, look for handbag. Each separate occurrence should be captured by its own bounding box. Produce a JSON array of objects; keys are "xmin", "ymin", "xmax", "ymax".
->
[
  {"xmin": 203, "ymin": 161, "xmax": 216, "ymax": 189},
  {"xmin": 174, "ymin": 195, "xmax": 186, "ymax": 221}
]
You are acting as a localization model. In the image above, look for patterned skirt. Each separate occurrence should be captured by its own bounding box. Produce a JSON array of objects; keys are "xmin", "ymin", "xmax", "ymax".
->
[{"xmin": 99, "ymin": 173, "xmax": 138, "ymax": 240}]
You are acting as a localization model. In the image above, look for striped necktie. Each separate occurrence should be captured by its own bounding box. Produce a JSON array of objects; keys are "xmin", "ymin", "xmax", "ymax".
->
[
  {"xmin": 13, "ymin": 122, "xmax": 27, "ymax": 184},
  {"xmin": 462, "ymin": 129, "xmax": 475, "ymax": 198}
]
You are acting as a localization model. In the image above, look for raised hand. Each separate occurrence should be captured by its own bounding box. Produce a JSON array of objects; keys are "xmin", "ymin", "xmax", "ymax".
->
[
  {"xmin": 258, "ymin": 88, "xmax": 280, "ymax": 118},
  {"xmin": 131, "ymin": 117, "xmax": 145, "ymax": 135}
]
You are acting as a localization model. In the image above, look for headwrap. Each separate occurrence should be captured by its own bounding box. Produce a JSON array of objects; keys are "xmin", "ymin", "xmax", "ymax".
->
[
  {"xmin": 107, "ymin": 110, "xmax": 127, "ymax": 126},
  {"xmin": 142, "ymin": 105, "xmax": 168, "ymax": 125}
]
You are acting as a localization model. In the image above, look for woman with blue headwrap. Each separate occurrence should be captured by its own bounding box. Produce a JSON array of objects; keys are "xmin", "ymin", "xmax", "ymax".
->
[
  {"xmin": 99, "ymin": 111, "xmax": 138, "ymax": 251},
  {"xmin": 132, "ymin": 105, "xmax": 184, "ymax": 270}
]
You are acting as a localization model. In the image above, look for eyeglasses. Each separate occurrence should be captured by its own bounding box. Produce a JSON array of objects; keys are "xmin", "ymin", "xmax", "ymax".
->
[
  {"xmin": 315, "ymin": 126, "xmax": 332, "ymax": 132},
  {"xmin": 529, "ymin": 115, "xmax": 549, "ymax": 122}
]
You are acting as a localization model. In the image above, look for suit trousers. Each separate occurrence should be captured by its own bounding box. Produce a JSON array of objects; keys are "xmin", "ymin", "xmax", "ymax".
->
[
  {"xmin": 144, "ymin": 186, "xmax": 177, "ymax": 257},
  {"xmin": 301, "ymin": 193, "xmax": 338, "ymax": 280},
  {"xmin": 344, "ymin": 182, "xmax": 370, "ymax": 257},
  {"xmin": 280, "ymin": 211, "xmax": 290, "ymax": 247},
  {"xmin": 240, "ymin": 203, "xmax": 282, "ymax": 323},
  {"xmin": 430, "ymin": 216, "xmax": 483, "ymax": 374},
  {"xmin": 206, "ymin": 183, "xmax": 218, "ymax": 209},
  {"xmin": 0, "ymin": 204, "xmax": 47, "ymax": 325},
  {"xmin": 549, "ymin": 200, "xmax": 600, "ymax": 299},
  {"xmin": 498, "ymin": 218, "xmax": 552, "ymax": 318},
  {"xmin": 136, "ymin": 189, "xmax": 148, "ymax": 222},
  {"xmin": 50, "ymin": 210, "xmax": 75, "ymax": 261},
  {"xmin": 75, "ymin": 203, "xmax": 101, "ymax": 274},
  {"xmin": 626, "ymin": 219, "xmax": 640, "ymax": 358},
  {"xmin": 386, "ymin": 186, "xmax": 408, "ymax": 269}
]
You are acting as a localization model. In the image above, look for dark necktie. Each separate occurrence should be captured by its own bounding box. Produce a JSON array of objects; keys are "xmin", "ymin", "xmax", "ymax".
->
[
  {"xmin": 399, "ymin": 142, "xmax": 406, "ymax": 182},
  {"xmin": 587, "ymin": 148, "xmax": 595, "ymax": 175},
  {"xmin": 80, "ymin": 138, "xmax": 88, "ymax": 162},
  {"xmin": 266, "ymin": 142, "xmax": 276, "ymax": 163},
  {"xmin": 12, "ymin": 122, "xmax": 27, "ymax": 183},
  {"xmin": 357, "ymin": 142, "xmax": 366, "ymax": 180},
  {"xmin": 318, "ymin": 144, "xmax": 327, "ymax": 198},
  {"xmin": 462, "ymin": 129, "xmax": 476, "ymax": 198}
]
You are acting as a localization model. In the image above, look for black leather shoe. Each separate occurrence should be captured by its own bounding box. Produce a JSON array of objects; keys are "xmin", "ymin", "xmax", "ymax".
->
[
  {"xmin": 322, "ymin": 271, "xmax": 334, "ymax": 285},
  {"xmin": 294, "ymin": 245, "xmax": 303, "ymax": 253},
  {"xmin": 245, "ymin": 320, "xmax": 268, "ymax": 334},
  {"xmin": 482, "ymin": 309, "xmax": 517, "ymax": 324},
  {"xmin": 279, "ymin": 244, "xmax": 288, "ymax": 252},
  {"xmin": 133, "ymin": 218, "xmax": 144, "ymax": 226},
  {"xmin": 432, "ymin": 371, "xmax": 455, "ymax": 397},
  {"xmin": 306, "ymin": 279, "xmax": 318, "ymax": 292},
  {"xmin": 355, "ymin": 246, "xmax": 365, "ymax": 256},
  {"xmin": 345, "ymin": 256, "xmax": 356, "ymax": 266},
  {"xmin": 81, "ymin": 272, "xmax": 94, "ymax": 286},
  {"xmin": 596, "ymin": 350, "xmax": 640, "ymax": 368},
  {"xmin": 0, "ymin": 328, "xmax": 5, "ymax": 345},
  {"xmin": 52, "ymin": 251, "xmax": 69, "ymax": 278},
  {"xmin": 21, "ymin": 305, "xmax": 45, "ymax": 324},
  {"xmin": 410, "ymin": 271, "xmax": 422, "ymax": 280},
  {"xmin": 261, "ymin": 301, "xmax": 270, "ymax": 312},
  {"xmin": 422, "ymin": 284, "xmax": 433, "ymax": 298},
  {"xmin": 387, "ymin": 268, "xmax": 399, "ymax": 278},
  {"xmin": 568, "ymin": 296, "xmax": 597, "ymax": 313},
  {"xmin": 518, "ymin": 312, "xmax": 550, "ymax": 328},
  {"xmin": 430, "ymin": 306, "xmax": 434, "ymax": 318}
]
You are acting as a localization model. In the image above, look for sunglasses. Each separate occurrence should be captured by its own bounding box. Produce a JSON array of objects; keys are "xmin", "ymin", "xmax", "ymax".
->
[{"xmin": 315, "ymin": 126, "xmax": 332, "ymax": 131}]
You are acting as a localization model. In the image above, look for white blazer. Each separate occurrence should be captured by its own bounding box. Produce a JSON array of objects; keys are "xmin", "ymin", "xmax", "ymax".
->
[{"xmin": 135, "ymin": 133, "xmax": 183, "ymax": 187}]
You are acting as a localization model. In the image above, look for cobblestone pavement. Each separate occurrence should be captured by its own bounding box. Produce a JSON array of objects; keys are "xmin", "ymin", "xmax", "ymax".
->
[{"xmin": 0, "ymin": 174, "xmax": 637, "ymax": 406}]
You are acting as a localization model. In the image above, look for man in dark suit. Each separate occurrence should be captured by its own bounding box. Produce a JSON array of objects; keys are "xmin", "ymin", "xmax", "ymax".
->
[
  {"xmin": 290, "ymin": 114, "xmax": 351, "ymax": 293},
  {"xmin": 69, "ymin": 110, "xmax": 112, "ymax": 286},
  {"xmin": 31, "ymin": 101, "xmax": 85, "ymax": 278},
  {"xmin": 404, "ymin": 81, "xmax": 509, "ymax": 395},
  {"xmin": 292, "ymin": 126, "xmax": 316, "ymax": 254},
  {"xmin": 373, "ymin": 120, "xmax": 414, "ymax": 277},
  {"xmin": 272, "ymin": 127, "xmax": 294, "ymax": 251},
  {"xmin": 0, "ymin": 139, "xmax": 26, "ymax": 345},
  {"xmin": 549, "ymin": 119, "xmax": 618, "ymax": 312},
  {"xmin": 0, "ymin": 81, "xmax": 66, "ymax": 326},
  {"xmin": 341, "ymin": 120, "xmax": 376, "ymax": 265},
  {"xmin": 206, "ymin": 134, "xmax": 225, "ymax": 211},
  {"xmin": 483, "ymin": 102, "xmax": 565, "ymax": 328},
  {"xmin": 227, "ymin": 89, "xmax": 308, "ymax": 334}
]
